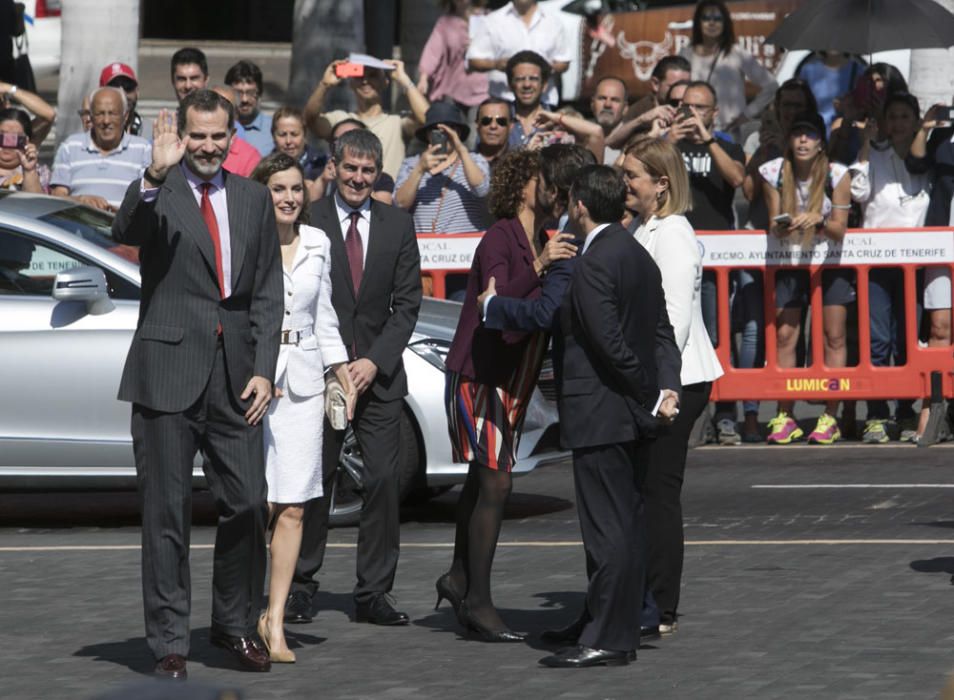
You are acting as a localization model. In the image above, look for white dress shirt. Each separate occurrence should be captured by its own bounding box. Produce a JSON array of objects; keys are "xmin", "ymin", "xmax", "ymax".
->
[
  {"xmin": 333, "ymin": 192, "xmax": 371, "ymax": 266},
  {"xmin": 633, "ymin": 214, "xmax": 723, "ymax": 386},
  {"xmin": 466, "ymin": 1, "xmax": 571, "ymax": 105},
  {"xmin": 580, "ymin": 222, "xmax": 610, "ymax": 255},
  {"xmin": 141, "ymin": 163, "xmax": 233, "ymax": 297}
]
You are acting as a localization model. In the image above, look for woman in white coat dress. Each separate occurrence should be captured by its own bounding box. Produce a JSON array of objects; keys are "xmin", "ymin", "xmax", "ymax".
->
[
  {"xmin": 251, "ymin": 153, "xmax": 355, "ymax": 663},
  {"xmin": 621, "ymin": 136, "xmax": 723, "ymax": 635}
]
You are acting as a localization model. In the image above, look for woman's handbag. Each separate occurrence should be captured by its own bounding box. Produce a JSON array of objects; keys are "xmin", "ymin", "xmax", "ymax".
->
[
  {"xmin": 13, "ymin": 34, "xmax": 35, "ymax": 92},
  {"xmin": 324, "ymin": 374, "xmax": 349, "ymax": 430}
]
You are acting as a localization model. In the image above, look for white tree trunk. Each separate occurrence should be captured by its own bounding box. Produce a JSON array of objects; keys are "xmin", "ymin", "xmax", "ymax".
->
[
  {"xmin": 55, "ymin": 0, "xmax": 139, "ymax": 148},
  {"xmin": 908, "ymin": 0, "xmax": 954, "ymax": 111},
  {"xmin": 288, "ymin": 0, "xmax": 363, "ymax": 111}
]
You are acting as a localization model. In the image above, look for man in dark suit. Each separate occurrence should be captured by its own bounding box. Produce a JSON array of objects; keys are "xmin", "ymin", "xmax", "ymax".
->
[
  {"xmin": 286, "ymin": 128, "xmax": 422, "ymax": 626},
  {"xmin": 538, "ymin": 165, "xmax": 679, "ymax": 668},
  {"xmin": 112, "ymin": 90, "xmax": 283, "ymax": 678}
]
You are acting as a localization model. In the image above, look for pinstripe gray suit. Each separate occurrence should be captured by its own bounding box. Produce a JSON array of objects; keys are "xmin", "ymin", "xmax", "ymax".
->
[{"xmin": 113, "ymin": 163, "xmax": 282, "ymax": 660}]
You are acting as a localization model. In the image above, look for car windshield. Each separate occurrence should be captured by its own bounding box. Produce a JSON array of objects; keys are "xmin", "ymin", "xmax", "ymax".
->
[{"xmin": 38, "ymin": 206, "xmax": 139, "ymax": 264}]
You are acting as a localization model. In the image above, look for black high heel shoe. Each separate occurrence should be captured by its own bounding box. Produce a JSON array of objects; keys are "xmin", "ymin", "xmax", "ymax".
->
[
  {"xmin": 434, "ymin": 573, "xmax": 464, "ymax": 614},
  {"xmin": 457, "ymin": 600, "xmax": 527, "ymax": 643}
]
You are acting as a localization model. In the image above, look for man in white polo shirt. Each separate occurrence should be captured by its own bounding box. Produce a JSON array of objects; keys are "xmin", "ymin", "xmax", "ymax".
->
[
  {"xmin": 51, "ymin": 87, "xmax": 151, "ymax": 212},
  {"xmin": 466, "ymin": 0, "xmax": 572, "ymax": 106}
]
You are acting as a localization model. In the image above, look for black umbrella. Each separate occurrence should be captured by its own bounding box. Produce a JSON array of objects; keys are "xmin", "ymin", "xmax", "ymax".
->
[{"xmin": 767, "ymin": 0, "xmax": 954, "ymax": 54}]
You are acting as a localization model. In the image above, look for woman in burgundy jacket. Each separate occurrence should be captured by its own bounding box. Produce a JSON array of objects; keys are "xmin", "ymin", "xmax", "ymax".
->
[{"xmin": 439, "ymin": 149, "xmax": 568, "ymax": 642}]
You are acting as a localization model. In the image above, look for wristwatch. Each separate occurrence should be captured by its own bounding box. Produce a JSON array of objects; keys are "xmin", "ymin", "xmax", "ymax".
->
[{"xmin": 703, "ymin": 137, "xmax": 716, "ymax": 146}]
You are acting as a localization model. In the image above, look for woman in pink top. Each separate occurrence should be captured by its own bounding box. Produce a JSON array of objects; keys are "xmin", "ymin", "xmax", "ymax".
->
[{"xmin": 417, "ymin": 0, "xmax": 489, "ymax": 111}]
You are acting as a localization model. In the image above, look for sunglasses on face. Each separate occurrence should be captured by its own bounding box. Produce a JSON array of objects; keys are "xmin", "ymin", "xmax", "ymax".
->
[
  {"xmin": 701, "ymin": 14, "xmax": 724, "ymax": 22},
  {"xmin": 478, "ymin": 116, "xmax": 510, "ymax": 127}
]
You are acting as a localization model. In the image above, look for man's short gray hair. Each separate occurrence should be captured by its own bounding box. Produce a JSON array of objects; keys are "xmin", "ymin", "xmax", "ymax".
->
[
  {"xmin": 88, "ymin": 86, "xmax": 128, "ymax": 116},
  {"xmin": 333, "ymin": 128, "xmax": 383, "ymax": 172}
]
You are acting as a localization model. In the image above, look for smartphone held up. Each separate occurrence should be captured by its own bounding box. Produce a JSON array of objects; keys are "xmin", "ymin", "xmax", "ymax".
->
[{"xmin": 0, "ymin": 132, "xmax": 27, "ymax": 150}]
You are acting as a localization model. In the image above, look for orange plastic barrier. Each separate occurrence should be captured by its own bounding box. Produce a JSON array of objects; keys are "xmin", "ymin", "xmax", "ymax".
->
[{"xmin": 417, "ymin": 228, "xmax": 954, "ymax": 402}]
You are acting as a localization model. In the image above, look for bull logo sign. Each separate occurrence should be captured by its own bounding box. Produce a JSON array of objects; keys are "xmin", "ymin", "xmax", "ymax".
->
[{"xmin": 617, "ymin": 31, "xmax": 675, "ymax": 82}]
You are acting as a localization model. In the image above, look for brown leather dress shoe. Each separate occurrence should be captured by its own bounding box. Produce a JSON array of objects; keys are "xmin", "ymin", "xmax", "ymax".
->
[
  {"xmin": 209, "ymin": 631, "xmax": 272, "ymax": 672},
  {"xmin": 154, "ymin": 653, "xmax": 187, "ymax": 680}
]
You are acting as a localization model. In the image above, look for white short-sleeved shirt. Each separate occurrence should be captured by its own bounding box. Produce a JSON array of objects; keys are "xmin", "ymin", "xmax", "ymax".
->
[
  {"xmin": 466, "ymin": 2, "xmax": 571, "ymax": 105},
  {"xmin": 759, "ymin": 157, "xmax": 849, "ymax": 251}
]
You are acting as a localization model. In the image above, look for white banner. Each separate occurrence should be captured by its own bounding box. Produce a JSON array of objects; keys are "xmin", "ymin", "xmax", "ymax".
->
[
  {"xmin": 696, "ymin": 229, "xmax": 954, "ymax": 267},
  {"xmin": 417, "ymin": 230, "xmax": 954, "ymax": 272},
  {"xmin": 418, "ymin": 235, "xmax": 481, "ymax": 272}
]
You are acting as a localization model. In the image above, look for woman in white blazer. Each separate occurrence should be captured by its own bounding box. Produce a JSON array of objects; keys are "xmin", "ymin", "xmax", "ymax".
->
[
  {"xmin": 621, "ymin": 136, "xmax": 723, "ymax": 636},
  {"xmin": 252, "ymin": 153, "xmax": 355, "ymax": 663}
]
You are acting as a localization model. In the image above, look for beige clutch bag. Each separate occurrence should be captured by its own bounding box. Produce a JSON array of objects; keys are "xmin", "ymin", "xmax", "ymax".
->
[{"xmin": 325, "ymin": 375, "xmax": 349, "ymax": 430}]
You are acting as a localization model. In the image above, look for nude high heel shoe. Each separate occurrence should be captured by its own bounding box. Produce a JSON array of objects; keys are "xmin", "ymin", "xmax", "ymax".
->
[{"xmin": 258, "ymin": 613, "xmax": 297, "ymax": 663}]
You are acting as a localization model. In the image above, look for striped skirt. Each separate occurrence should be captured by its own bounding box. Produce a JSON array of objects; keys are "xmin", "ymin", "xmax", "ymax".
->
[{"xmin": 445, "ymin": 333, "xmax": 546, "ymax": 472}]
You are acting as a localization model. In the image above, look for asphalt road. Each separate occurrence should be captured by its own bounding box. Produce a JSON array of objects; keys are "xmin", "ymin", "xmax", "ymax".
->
[{"xmin": 2, "ymin": 444, "xmax": 954, "ymax": 699}]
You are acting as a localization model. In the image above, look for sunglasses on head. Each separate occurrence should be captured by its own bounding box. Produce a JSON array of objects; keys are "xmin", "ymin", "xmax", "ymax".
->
[{"xmin": 479, "ymin": 116, "xmax": 509, "ymax": 127}]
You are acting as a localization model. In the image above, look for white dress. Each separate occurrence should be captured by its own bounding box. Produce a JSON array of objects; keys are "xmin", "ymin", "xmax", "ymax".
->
[{"xmin": 264, "ymin": 225, "xmax": 349, "ymax": 503}]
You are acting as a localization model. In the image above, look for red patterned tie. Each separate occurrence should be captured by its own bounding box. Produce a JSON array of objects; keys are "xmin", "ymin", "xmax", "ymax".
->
[
  {"xmin": 345, "ymin": 210, "xmax": 364, "ymax": 294},
  {"xmin": 200, "ymin": 182, "xmax": 226, "ymax": 299}
]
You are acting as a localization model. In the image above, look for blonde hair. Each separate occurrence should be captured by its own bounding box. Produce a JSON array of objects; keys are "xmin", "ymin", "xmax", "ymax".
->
[
  {"xmin": 780, "ymin": 146, "xmax": 828, "ymax": 218},
  {"xmin": 623, "ymin": 136, "xmax": 692, "ymax": 217}
]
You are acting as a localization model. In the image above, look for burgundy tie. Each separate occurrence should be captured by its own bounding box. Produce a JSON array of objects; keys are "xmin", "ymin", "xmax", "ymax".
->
[
  {"xmin": 200, "ymin": 182, "xmax": 226, "ymax": 299},
  {"xmin": 345, "ymin": 210, "xmax": 364, "ymax": 294}
]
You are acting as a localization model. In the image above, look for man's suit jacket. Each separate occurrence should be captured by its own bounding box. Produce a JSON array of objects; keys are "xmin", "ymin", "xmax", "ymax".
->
[
  {"xmin": 558, "ymin": 223, "xmax": 671, "ymax": 449},
  {"xmin": 112, "ymin": 165, "xmax": 283, "ymax": 413},
  {"xmin": 308, "ymin": 196, "xmax": 422, "ymax": 402},
  {"xmin": 484, "ymin": 235, "xmax": 681, "ymax": 397}
]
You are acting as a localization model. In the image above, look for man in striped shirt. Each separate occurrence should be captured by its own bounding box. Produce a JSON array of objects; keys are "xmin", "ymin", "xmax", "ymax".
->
[{"xmin": 51, "ymin": 87, "xmax": 151, "ymax": 211}]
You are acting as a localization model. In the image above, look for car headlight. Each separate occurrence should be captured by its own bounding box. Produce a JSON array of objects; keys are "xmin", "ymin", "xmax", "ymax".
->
[{"xmin": 408, "ymin": 338, "xmax": 451, "ymax": 372}]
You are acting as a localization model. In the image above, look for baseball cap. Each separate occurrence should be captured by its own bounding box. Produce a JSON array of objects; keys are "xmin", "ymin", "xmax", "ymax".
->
[
  {"xmin": 99, "ymin": 62, "xmax": 138, "ymax": 88},
  {"xmin": 787, "ymin": 111, "xmax": 826, "ymax": 141}
]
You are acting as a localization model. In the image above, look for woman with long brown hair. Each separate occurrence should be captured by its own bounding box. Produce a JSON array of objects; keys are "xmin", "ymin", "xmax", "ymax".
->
[{"xmin": 760, "ymin": 111, "xmax": 853, "ymax": 445}]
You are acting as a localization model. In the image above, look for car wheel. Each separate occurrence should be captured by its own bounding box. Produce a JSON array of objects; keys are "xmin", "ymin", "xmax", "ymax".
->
[{"xmin": 328, "ymin": 407, "xmax": 423, "ymax": 528}]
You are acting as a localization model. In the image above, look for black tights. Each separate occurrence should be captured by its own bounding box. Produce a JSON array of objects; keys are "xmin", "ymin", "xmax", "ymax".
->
[{"xmin": 448, "ymin": 462, "xmax": 512, "ymax": 630}]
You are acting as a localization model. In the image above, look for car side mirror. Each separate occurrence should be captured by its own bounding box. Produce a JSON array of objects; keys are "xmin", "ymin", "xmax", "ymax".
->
[{"xmin": 52, "ymin": 265, "xmax": 115, "ymax": 315}]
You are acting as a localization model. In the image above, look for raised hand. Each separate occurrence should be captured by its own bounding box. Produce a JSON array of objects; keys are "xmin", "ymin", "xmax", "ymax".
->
[
  {"xmin": 17, "ymin": 142, "xmax": 38, "ymax": 172},
  {"xmin": 149, "ymin": 109, "xmax": 186, "ymax": 179}
]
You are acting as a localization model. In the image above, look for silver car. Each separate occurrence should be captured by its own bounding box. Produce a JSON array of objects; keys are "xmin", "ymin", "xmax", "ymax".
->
[{"xmin": 0, "ymin": 192, "xmax": 564, "ymax": 524}]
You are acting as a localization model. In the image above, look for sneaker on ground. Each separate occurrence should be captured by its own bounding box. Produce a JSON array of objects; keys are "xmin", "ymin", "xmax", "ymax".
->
[
  {"xmin": 766, "ymin": 412, "xmax": 803, "ymax": 444},
  {"xmin": 862, "ymin": 419, "xmax": 889, "ymax": 444},
  {"xmin": 659, "ymin": 622, "xmax": 677, "ymax": 635},
  {"xmin": 717, "ymin": 419, "xmax": 741, "ymax": 446},
  {"xmin": 898, "ymin": 417, "xmax": 919, "ymax": 443},
  {"xmin": 808, "ymin": 413, "xmax": 841, "ymax": 445}
]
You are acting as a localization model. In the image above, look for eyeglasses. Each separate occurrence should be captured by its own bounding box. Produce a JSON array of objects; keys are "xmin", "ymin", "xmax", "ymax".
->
[
  {"xmin": 701, "ymin": 13, "xmax": 724, "ymax": 22},
  {"xmin": 666, "ymin": 99, "xmax": 681, "ymax": 107},
  {"xmin": 682, "ymin": 102, "xmax": 714, "ymax": 112},
  {"xmin": 479, "ymin": 116, "xmax": 510, "ymax": 127},
  {"xmin": 512, "ymin": 75, "xmax": 541, "ymax": 84},
  {"xmin": 233, "ymin": 87, "xmax": 259, "ymax": 99}
]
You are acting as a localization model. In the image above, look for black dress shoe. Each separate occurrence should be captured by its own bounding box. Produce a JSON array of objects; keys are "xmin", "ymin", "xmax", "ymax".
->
[
  {"xmin": 284, "ymin": 590, "xmax": 314, "ymax": 624},
  {"xmin": 541, "ymin": 617, "xmax": 586, "ymax": 645},
  {"xmin": 354, "ymin": 595, "xmax": 410, "ymax": 626},
  {"xmin": 640, "ymin": 625, "xmax": 661, "ymax": 641},
  {"xmin": 457, "ymin": 600, "xmax": 527, "ymax": 643},
  {"xmin": 209, "ymin": 630, "xmax": 272, "ymax": 672},
  {"xmin": 154, "ymin": 654, "xmax": 187, "ymax": 680},
  {"xmin": 539, "ymin": 645, "xmax": 634, "ymax": 668}
]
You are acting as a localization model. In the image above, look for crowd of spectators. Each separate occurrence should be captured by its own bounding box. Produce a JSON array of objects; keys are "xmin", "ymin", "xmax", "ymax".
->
[{"xmin": 1, "ymin": 0, "xmax": 951, "ymax": 444}]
